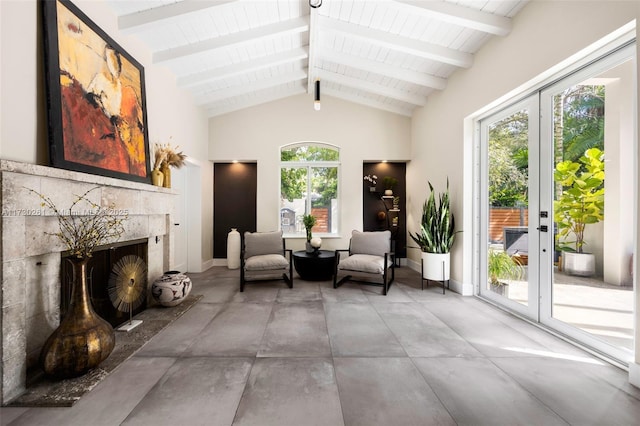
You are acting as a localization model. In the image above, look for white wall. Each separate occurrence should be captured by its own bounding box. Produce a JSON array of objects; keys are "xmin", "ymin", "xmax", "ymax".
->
[
  {"xmin": 0, "ymin": 0, "xmax": 214, "ymax": 268},
  {"xmin": 408, "ymin": 0, "xmax": 639, "ymax": 295},
  {"xmin": 209, "ymin": 93, "xmax": 411, "ymax": 252}
]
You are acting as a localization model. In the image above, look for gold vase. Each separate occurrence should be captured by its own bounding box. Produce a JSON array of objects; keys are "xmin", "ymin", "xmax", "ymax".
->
[
  {"xmin": 161, "ymin": 163, "xmax": 171, "ymax": 188},
  {"xmin": 39, "ymin": 257, "xmax": 115, "ymax": 379},
  {"xmin": 151, "ymin": 168, "xmax": 164, "ymax": 186}
]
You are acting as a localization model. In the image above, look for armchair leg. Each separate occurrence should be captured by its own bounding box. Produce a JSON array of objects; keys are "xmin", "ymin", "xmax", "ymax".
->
[
  {"xmin": 283, "ymin": 273, "xmax": 293, "ymax": 288},
  {"xmin": 334, "ymin": 275, "xmax": 351, "ymax": 288}
]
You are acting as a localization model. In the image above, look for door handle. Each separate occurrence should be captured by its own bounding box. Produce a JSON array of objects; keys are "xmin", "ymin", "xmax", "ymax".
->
[
  {"xmin": 537, "ymin": 225, "xmax": 548, "ymax": 232},
  {"xmin": 174, "ymin": 223, "xmax": 180, "ymax": 226}
]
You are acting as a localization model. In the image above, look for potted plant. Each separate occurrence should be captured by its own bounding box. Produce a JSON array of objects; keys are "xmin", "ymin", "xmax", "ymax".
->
[
  {"xmin": 383, "ymin": 176, "xmax": 398, "ymax": 196},
  {"xmin": 487, "ymin": 248, "xmax": 524, "ymax": 297},
  {"xmin": 303, "ymin": 214, "xmax": 320, "ymax": 253},
  {"xmin": 553, "ymin": 148, "xmax": 604, "ymax": 277},
  {"xmin": 410, "ymin": 179, "xmax": 460, "ymax": 281}
]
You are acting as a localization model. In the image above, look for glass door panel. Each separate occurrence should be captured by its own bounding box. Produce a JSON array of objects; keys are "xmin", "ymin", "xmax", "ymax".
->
[
  {"xmin": 480, "ymin": 96, "xmax": 539, "ymax": 319},
  {"xmin": 540, "ymin": 49, "xmax": 635, "ymax": 363}
]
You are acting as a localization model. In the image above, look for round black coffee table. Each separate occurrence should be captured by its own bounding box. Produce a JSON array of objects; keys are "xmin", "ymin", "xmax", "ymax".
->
[{"xmin": 292, "ymin": 250, "xmax": 336, "ymax": 280}]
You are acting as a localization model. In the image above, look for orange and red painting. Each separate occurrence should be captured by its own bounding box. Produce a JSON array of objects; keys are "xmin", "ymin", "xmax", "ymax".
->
[{"xmin": 42, "ymin": 0, "xmax": 150, "ymax": 183}]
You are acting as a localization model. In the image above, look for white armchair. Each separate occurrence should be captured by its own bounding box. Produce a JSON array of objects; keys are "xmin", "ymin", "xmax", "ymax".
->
[{"xmin": 333, "ymin": 230, "xmax": 395, "ymax": 295}]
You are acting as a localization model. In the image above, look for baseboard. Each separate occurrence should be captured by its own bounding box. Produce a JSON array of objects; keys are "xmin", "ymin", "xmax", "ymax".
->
[
  {"xmin": 211, "ymin": 258, "xmax": 227, "ymax": 267},
  {"xmin": 629, "ymin": 362, "xmax": 640, "ymax": 389},
  {"xmin": 202, "ymin": 258, "xmax": 217, "ymax": 270}
]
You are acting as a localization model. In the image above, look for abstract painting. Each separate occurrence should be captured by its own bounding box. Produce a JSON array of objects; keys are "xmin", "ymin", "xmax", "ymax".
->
[{"xmin": 42, "ymin": 0, "xmax": 150, "ymax": 183}]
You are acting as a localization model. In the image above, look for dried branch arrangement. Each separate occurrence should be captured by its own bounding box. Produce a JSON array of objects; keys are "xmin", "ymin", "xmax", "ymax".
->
[
  {"xmin": 153, "ymin": 142, "xmax": 187, "ymax": 170},
  {"xmin": 28, "ymin": 186, "xmax": 128, "ymax": 258}
]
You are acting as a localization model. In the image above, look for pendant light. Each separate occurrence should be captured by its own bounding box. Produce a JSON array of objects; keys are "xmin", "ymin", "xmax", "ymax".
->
[{"xmin": 314, "ymin": 79, "xmax": 321, "ymax": 111}]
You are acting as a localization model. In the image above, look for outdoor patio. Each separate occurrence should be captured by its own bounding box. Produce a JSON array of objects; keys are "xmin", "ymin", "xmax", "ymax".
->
[{"xmin": 497, "ymin": 270, "xmax": 634, "ymax": 352}]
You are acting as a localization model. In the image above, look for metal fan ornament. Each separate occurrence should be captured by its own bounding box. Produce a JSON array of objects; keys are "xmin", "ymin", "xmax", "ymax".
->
[{"xmin": 108, "ymin": 255, "xmax": 147, "ymax": 332}]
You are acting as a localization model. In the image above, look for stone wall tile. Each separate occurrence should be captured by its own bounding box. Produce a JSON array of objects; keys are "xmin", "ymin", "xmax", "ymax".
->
[
  {"xmin": 25, "ymin": 254, "xmax": 60, "ymax": 319},
  {"xmin": 2, "ymin": 217, "xmax": 26, "ymax": 261},
  {"xmin": 2, "ymin": 260, "xmax": 26, "ymax": 308},
  {"xmin": 40, "ymin": 179, "xmax": 101, "ymax": 215},
  {"xmin": 1, "ymin": 172, "xmax": 41, "ymax": 214},
  {"xmin": 2, "ymin": 304, "xmax": 26, "ymax": 363},
  {"xmin": 101, "ymin": 186, "xmax": 141, "ymax": 214},
  {"xmin": 2, "ymin": 355, "xmax": 26, "ymax": 403},
  {"xmin": 24, "ymin": 216, "xmax": 64, "ymax": 257},
  {"xmin": 149, "ymin": 214, "xmax": 168, "ymax": 236}
]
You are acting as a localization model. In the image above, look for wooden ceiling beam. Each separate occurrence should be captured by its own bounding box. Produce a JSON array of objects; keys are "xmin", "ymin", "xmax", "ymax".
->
[
  {"xmin": 118, "ymin": 0, "xmax": 239, "ymax": 34},
  {"xmin": 153, "ymin": 17, "xmax": 309, "ymax": 64},
  {"xmin": 197, "ymin": 69, "xmax": 308, "ymax": 106},
  {"xmin": 319, "ymin": 16, "xmax": 473, "ymax": 68},
  {"xmin": 393, "ymin": 0, "xmax": 512, "ymax": 36},
  {"xmin": 178, "ymin": 47, "xmax": 309, "ymax": 88},
  {"xmin": 318, "ymin": 49, "xmax": 446, "ymax": 90},
  {"xmin": 315, "ymin": 69, "xmax": 426, "ymax": 106}
]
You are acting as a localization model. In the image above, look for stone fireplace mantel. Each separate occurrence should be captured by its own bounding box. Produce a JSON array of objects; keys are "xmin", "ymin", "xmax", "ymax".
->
[{"xmin": 0, "ymin": 160, "xmax": 177, "ymax": 404}]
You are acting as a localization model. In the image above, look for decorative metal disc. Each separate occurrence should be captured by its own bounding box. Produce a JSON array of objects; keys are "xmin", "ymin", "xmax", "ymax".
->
[{"xmin": 108, "ymin": 255, "xmax": 147, "ymax": 313}]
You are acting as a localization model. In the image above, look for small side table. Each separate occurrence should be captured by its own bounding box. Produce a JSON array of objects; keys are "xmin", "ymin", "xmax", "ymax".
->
[{"xmin": 293, "ymin": 250, "xmax": 336, "ymax": 281}]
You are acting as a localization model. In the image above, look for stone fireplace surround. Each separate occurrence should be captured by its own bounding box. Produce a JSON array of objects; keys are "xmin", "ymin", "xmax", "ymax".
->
[{"xmin": 0, "ymin": 160, "xmax": 177, "ymax": 404}]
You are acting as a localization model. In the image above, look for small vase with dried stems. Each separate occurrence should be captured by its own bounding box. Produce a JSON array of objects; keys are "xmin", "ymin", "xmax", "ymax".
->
[{"xmin": 153, "ymin": 141, "xmax": 187, "ymax": 188}]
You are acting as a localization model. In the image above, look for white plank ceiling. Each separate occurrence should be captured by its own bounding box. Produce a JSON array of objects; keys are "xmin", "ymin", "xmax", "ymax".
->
[{"xmin": 107, "ymin": 0, "xmax": 528, "ymax": 117}]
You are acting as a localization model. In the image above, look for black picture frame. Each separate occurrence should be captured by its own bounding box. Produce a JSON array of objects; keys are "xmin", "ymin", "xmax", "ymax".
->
[{"xmin": 41, "ymin": 0, "xmax": 151, "ymax": 183}]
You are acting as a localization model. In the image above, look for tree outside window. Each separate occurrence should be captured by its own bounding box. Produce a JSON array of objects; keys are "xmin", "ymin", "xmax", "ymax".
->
[{"xmin": 280, "ymin": 144, "xmax": 339, "ymax": 237}]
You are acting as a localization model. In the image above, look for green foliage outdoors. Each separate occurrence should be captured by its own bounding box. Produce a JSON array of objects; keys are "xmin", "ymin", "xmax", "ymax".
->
[
  {"xmin": 559, "ymin": 86, "xmax": 605, "ymax": 162},
  {"xmin": 488, "ymin": 110, "xmax": 529, "ymax": 207},
  {"xmin": 553, "ymin": 148, "xmax": 605, "ymax": 253},
  {"xmin": 487, "ymin": 249, "xmax": 523, "ymax": 286},
  {"xmin": 410, "ymin": 180, "xmax": 460, "ymax": 253},
  {"xmin": 488, "ymin": 85, "xmax": 604, "ymax": 208},
  {"xmin": 280, "ymin": 145, "xmax": 338, "ymax": 208}
]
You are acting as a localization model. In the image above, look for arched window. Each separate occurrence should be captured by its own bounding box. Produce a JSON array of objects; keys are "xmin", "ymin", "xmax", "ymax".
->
[{"xmin": 280, "ymin": 143, "xmax": 340, "ymax": 237}]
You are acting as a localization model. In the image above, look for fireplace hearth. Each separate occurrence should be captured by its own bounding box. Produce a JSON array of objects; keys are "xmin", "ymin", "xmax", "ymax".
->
[{"xmin": 1, "ymin": 160, "xmax": 177, "ymax": 405}]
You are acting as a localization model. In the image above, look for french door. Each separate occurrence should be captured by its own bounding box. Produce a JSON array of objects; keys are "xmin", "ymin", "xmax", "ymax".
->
[{"xmin": 479, "ymin": 43, "xmax": 636, "ymax": 364}]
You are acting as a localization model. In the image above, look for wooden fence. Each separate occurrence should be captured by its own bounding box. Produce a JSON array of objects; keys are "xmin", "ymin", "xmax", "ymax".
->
[{"xmin": 489, "ymin": 207, "xmax": 528, "ymax": 243}]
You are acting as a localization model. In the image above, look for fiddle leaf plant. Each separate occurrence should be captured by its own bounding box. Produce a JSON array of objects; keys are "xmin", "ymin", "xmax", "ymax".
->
[{"xmin": 553, "ymin": 148, "xmax": 605, "ymax": 254}]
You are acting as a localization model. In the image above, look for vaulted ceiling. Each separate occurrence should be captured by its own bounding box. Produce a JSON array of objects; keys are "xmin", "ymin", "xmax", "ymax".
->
[{"xmin": 107, "ymin": 0, "xmax": 528, "ymax": 117}]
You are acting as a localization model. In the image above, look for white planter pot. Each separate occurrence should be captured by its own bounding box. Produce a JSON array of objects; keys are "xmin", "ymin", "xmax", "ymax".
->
[
  {"xmin": 562, "ymin": 252, "xmax": 595, "ymax": 277},
  {"xmin": 422, "ymin": 252, "xmax": 450, "ymax": 281}
]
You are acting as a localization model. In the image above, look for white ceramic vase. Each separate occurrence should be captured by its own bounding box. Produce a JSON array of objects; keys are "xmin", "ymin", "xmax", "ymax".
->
[{"xmin": 227, "ymin": 228, "xmax": 241, "ymax": 269}]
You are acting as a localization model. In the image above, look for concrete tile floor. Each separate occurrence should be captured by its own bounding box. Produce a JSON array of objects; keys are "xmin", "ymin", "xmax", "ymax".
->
[{"xmin": 2, "ymin": 266, "xmax": 639, "ymax": 426}]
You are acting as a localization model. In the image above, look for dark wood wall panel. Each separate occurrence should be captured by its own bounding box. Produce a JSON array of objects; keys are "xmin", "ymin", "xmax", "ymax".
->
[
  {"xmin": 213, "ymin": 163, "xmax": 257, "ymax": 259},
  {"xmin": 363, "ymin": 162, "xmax": 407, "ymax": 259}
]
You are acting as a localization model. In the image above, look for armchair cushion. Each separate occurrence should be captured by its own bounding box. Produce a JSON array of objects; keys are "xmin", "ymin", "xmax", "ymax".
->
[
  {"xmin": 245, "ymin": 254, "xmax": 289, "ymax": 271},
  {"xmin": 350, "ymin": 230, "xmax": 391, "ymax": 256},
  {"xmin": 244, "ymin": 231, "xmax": 283, "ymax": 258},
  {"xmin": 338, "ymin": 254, "xmax": 386, "ymax": 274}
]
